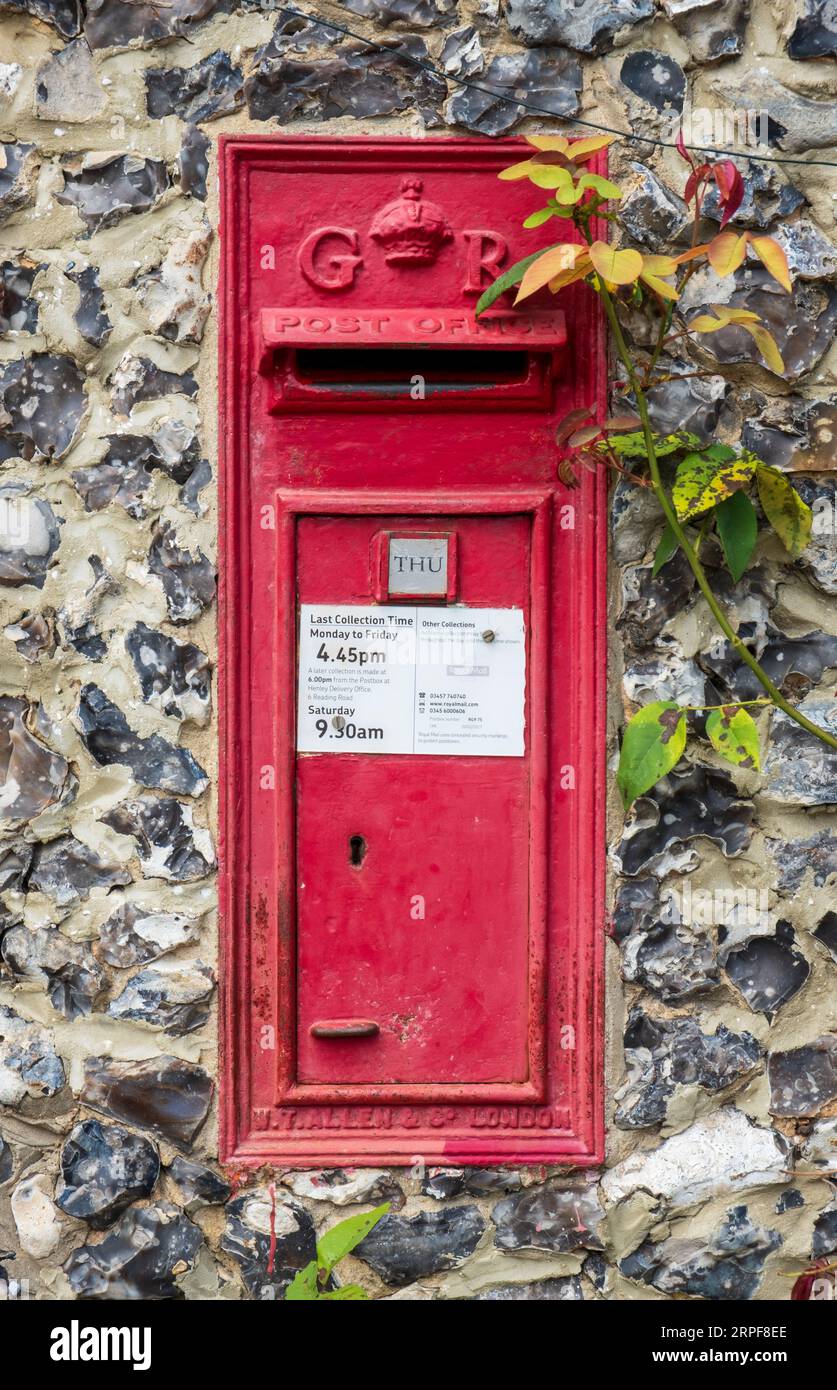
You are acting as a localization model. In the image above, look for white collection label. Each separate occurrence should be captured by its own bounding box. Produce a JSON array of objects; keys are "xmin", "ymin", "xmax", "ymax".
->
[{"xmin": 297, "ymin": 604, "xmax": 525, "ymax": 756}]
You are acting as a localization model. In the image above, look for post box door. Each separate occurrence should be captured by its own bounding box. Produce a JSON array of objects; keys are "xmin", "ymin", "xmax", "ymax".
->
[{"xmin": 295, "ymin": 513, "xmax": 533, "ymax": 1091}]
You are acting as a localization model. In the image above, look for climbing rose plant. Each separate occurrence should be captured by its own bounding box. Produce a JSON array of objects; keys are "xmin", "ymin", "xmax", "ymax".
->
[{"xmin": 476, "ymin": 132, "xmax": 837, "ymax": 808}]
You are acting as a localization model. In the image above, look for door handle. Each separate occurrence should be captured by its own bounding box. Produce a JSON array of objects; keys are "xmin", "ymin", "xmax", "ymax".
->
[{"xmin": 310, "ymin": 1019, "xmax": 379, "ymax": 1039}]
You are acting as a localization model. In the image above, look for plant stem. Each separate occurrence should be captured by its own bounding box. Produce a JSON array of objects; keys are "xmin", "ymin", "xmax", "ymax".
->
[
  {"xmin": 646, "ymin": 370, "xmax": 716, "ymax": 386},
  {"xmin": 693, "ymin": 514, "xmax": 711, "ymax": 561},
  {"xmin": 683, "ymin": 699, "xmax": 773, "ymax": 711},
  {"xmin": 597, "ymin": 282, "xmax": 837, "ymax": 753}
]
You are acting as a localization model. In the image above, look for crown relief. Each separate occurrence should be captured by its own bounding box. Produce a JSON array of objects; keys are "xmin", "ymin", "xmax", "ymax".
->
[{"xmin": 369, "ymin": 177, "xmax": 453, "ymax": 267}]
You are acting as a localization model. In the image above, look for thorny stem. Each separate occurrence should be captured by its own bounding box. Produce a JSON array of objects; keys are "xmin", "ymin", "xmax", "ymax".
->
[
  {"xmin": 597, "ymin": 280, "xmax": 837, "ymax": 753},
  {"xmin": 642, "ymin": 257, "xmax": 702, "ymax": 388},
  {"xmin": 643, "ymin": 302, "xmax": 675, "ymax": 385},
  {"xmin": 599, "ymin": 445, "xmax": 654, "ymax": 489},
  {"xmin": 646, "ymin": 369, "xmax": 716, "ymax": 386}
]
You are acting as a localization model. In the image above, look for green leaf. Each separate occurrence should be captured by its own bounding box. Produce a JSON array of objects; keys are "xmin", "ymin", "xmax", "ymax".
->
[
  {"xmin": 576, "ymin": 173, "xmax": 622, "ymax": 199},
  {"xmin": 756, "ymin": 464, "xmax": 813, "ymax": 558},
  {"xmin": 705, "ymin": 706, "xmax": 761, "ymax": 771},
  {"xmin": 616, "ymin": 701, "xmax": 688, "ymax": 810},
  {"xmin": 317, "ymin": 1285, "xmax": 369, "ymax": 1300},
  {"xmin": 475, "ymin": 250, "xmax": 556, "ymax": 317},
  {"xmin": 715, "ymin": 490, "xmax": 758, "ymax": 582},
  {"xmin": 523, "ymin": 208, "xmax": 554, "ymax": 229},
  {"xmin": 652, "ymin": 520, "xmax": 679, "ymax": 576},
  {"xmin": 284, "ymin": 1263, "xmax": 320, "ymax": 1300},
  {"xmin": 673, "ymin": 444, "xmax": 757, "ymax": 522},
  {"xmin": 316, "ymin": 1203, "xmax": 390, "ymax": 1275},
  {"xmin": 527, "ymin": 165, "xmax": 577, "ymax": 197}
]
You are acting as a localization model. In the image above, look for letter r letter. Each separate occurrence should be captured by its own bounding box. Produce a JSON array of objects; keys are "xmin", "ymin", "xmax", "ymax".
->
[{"xmin": 463, "ymin": 230, "xmax": 508, "ymax": 295}]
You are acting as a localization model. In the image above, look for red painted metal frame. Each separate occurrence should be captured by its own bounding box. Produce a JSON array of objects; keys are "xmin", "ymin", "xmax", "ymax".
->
[{"xmin": 218, "ymin": 136, "xmax": 608, "ymax": 1167}]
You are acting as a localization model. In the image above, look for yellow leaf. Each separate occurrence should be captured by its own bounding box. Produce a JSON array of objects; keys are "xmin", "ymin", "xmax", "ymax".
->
[
  {"xmin": 547, "ymin": 256, "xmax": 593, "ymax": 292},
  {"xmin": 640, "ymin": 271, "xmax": 679, "ymax": 301},
  {"xmin": 566, "ymin": 135, "xmax": 618, "ymax": 161},
  {"xmin": 757, "ymin": 465, "xmax": 812, "ymax": 555},
  {"xmin": 672, "ymin": 244, "xmax": 712, "ymax": 264},
  {"xmin": 743, "ymin": 324, "xmax": 785, "ymax": 374},
  {"xmin": 689, "ymin": 306, "xmax": 760, "ymax": 333},
  {"xmin": 707, "ymin": 231, "xmax": 749, "ymax": 277},
  {"xmin": 639, "ymin": 254, "xmax": 679, "ymax": 301},
  {"xmin": 527, "ymin": 134, "xmax": 616, "ymax": 161},
  {"xmin": 707, "ymin": 303, "xmax": 760, "ymax": 324},
  {"xmin": 690, "ymin": 314, "xmax": 726, "ymax": 333},
  {"xmin": 588, "ymin": 241, "xmax": 643, "ymax": 286},
  {"xmin": 498, "ymin": 159, "xmax": 543, "ymax": 181},
  {"xmin": 749, "ymin": 236, "xmax": 792, "ymax": 292},
  {"xmin": 515, "ymin": 244, "xmax": 585, "ymax": 303},
  {"xmin": 525, "ymin": 136, "xmax": 570, "ymax": 153},
  {"xmin": 640, "ymin": 254, "xmax": 679, "ymax": 275}
]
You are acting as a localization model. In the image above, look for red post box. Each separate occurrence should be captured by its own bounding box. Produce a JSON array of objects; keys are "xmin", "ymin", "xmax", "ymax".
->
[{"xmin": 219, "ymin": 138, "xmax": 606, "ymax": 1166}]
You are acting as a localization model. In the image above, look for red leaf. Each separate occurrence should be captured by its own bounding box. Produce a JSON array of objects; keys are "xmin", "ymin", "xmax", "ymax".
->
[
  {"xmin": 530, "ymin": 151, "xmax": 577, "ymax": 171},
  {"xmin": 712, "ymin": 161, "xmax": 745, "ymax": 229},
  {"xmin": 555, "ymin": 406, "xmax": 593, "ymax": 445},
  {"xmin": 675, "ymin": 127, "xmax": 694, "ymax": 168},
  {"xmin": 712, "ymin": 160, "xmax": 735, "ymax": 199},
  {"xmin": 557, "ymin": 455, "xmax": 580, "ymax": 488},
  {"xmin": 603, "ymin": 414, "xmax": 642, "ymax": 430},
  {"xmin": 567, "ymin": 424, "xmax": 603, "ymax": 448},
  {"xmin": 683, "ymin": 170, "xmax": 699, "ymax": 204}
]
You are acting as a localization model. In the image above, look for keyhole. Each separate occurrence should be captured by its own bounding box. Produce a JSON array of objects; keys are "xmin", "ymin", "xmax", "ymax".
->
[{"xmin": 349, "ymin": 834, "xmax": 367, "ymax": 867}]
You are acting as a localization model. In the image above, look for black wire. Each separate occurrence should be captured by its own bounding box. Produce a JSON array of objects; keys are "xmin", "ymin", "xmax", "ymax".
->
[{"xmin": 274, "ymin": 4, "xmax": 837, "ymax": 171}]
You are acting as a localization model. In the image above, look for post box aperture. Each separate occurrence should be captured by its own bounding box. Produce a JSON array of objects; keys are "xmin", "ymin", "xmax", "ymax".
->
[{"xmin": 220, "ymin": 138, "xmax": 606, "ymax": 1166}]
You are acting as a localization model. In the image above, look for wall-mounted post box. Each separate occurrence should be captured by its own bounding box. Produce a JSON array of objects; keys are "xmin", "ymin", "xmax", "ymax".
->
[{"xmin": 219, "ymin": 138, "xmax": 606, "ymax": 1167}]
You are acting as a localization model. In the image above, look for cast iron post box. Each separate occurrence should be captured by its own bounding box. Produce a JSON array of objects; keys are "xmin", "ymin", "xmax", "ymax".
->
[{"xmin": 219, "ymin": 138, "xmax": 606, "ymax": 1167}]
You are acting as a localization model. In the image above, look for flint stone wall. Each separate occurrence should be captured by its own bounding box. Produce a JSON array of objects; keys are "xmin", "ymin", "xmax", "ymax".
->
[{"xmin": 0, "ymin": 0, "xmax": 835, "ymax": 1302}]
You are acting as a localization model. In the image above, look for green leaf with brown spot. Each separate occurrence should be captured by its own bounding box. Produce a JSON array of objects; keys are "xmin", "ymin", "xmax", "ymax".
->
[
  {"xmin": 284, "ymin": 1264, "xmax": 320, "ymax": 1300},
  {"xmin": 756, "ymin": 464, "xmax": 813, "ymax": 558},
  {"xmin": 705, "ymin": 705, "xmax": 761, "ymax": 771},
  {"xmin": 600, "ymin": 430, "xmax": 700, "ymax": 460},
  {"xmin": 617, "ymin": 700, "xmax": 688, "ymax": 809},
  {"xmin": 673, "ymin": 444, "xmax": 758, "ymax": 522}
]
